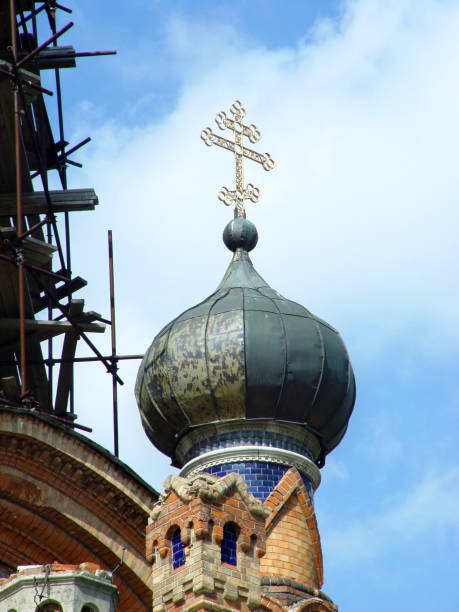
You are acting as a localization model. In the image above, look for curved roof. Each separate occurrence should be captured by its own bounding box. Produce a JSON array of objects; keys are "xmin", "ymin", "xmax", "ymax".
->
[{"xmin": 136, "ymin": 248, "xmax": 355, "ymax": 463}]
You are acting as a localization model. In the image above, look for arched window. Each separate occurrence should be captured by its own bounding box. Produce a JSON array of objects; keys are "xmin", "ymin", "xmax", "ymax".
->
[
  {"xmin": 82, "ymin": 606, "xmax": 98, "ymax": 612},
  {"xmin": 171, "ymin": 527, "xmax": 186, "ymax": 569},
  {"xmin": 36, "ymin": 603, "xmax": 63, "ymax": 612},
  {"xmin": 221, "ymin": 523, "xmax": 238, "ymax": 566}
]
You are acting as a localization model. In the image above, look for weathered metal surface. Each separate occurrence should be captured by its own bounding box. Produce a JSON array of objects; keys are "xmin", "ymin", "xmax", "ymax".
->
[
  {"xmin": 136, "ymin": 249, "xmax": 355, "ymax": 461},
  {"xmin": 223, "ymin": 217, "xmax": 258, "ymax": 252},
  {"xmin": 204, "ymin": 308, "xmax": 245, "ymax": 420}
]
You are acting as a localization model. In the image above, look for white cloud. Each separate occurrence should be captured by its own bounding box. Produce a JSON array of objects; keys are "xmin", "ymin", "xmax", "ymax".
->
[
  {"xmin": 322, "ymin": 466, "xmax": 459, "ymax": 565},
  {"xmin": 61, "ymin": 0, "xmax": 459, "ymax": 485},
  {"xmin": 358, "ymin": 409, "xmax": 403, "ymax": 466},
  {"xmin": 323, "ymin": 458, "xmax": 350, "ymax": 483}
]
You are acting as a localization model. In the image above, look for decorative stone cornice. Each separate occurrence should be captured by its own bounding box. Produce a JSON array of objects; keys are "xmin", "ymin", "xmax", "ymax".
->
[
  {"xmin": 180, "ymin": 446, "xmax": 321, "ymax": 490},
  {"xmin": 0, "ymin": 432, "xmax": 147, "ymax": 538},
  {"xmin": 152, "ymin": 472, "xmax": 269, "ymax": 521},
  {"xmin": 0, "ymin": 407, "xmax": 157, "ymax": 511}
]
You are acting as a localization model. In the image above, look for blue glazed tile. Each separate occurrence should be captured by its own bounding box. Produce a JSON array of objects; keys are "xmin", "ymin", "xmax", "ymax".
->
[
  {"xmin": 172, "ymin": 529, "xmax": 186, "ymax": 569},
  {"xmin": 184, "ymin": 432, "xmax": 314, "ymax": 463},
  {"xmin": 221, "ymin": 523, "xmax": 237, "ymax": 566},
  {"xmin": 203, "ymin": 461, "xmax": 314, "ymax": 502}
]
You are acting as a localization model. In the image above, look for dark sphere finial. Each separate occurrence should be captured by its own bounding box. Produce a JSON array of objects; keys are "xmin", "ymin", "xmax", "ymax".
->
[{"xmin": 223, "ymin": 217, "xmax": 258, "ymax": 252}]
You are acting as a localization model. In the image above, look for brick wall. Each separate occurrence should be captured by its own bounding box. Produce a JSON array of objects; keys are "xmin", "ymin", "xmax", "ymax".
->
[
  {"xmin": 263, "ymin": 494, "xmax": 317, "ymax": 585},
  {"xmin": 147, "ymin": 473, "xmax": 269, "ymax": 612},
  {"xmin": 0, "ymin": 407, "xmax": 157, "ymax": 610},
  {"xmin": 262, "ymin": 468, "xmax": 323, "ymax": 590},
  {"xmin": 147, "ymin": 469, "xmax": 335, "ymax": 612}
]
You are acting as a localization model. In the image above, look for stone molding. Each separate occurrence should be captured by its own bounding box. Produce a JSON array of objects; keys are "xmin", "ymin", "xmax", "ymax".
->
[
  {"xmin": 180, "ymin": 446, "xmax": 321, "ymax": 490},
  {"xmin": 260, "ymin": 576, "xmax": 334, "ymax": 605},
  {"xmin": 152, "ymin": 472, "xmax": 270, "ymax": 521},
  {"xmin": 0, "ymin": 407, "xmax": 156, "ymax": 515},
  {"xmin": 291, "ymin": 598, "xmax": 337, "ymax": 612},
  {"xmin": 0, "ymin": 432, "xmax": 146, "ymax": 543},
  {"xmin": 261, "ymin": 593, "xmax": 336, "ymax": 612}
]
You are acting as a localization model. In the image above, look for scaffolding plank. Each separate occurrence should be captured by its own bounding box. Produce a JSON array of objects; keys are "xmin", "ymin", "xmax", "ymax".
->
[
  {"xmin": 0, "ymin": 189, "xmax": 99, "ymax": 215},
  {"xmin": 33, "ymin": 276, "xmax": 87, "ymax": 313},
  {"xmin": 36, "ymin": 46, "xmax": 77, "ymax": 70},
  {"xmin": 0, "ymin": 318, "xmax": 105, "ymax": 334}
]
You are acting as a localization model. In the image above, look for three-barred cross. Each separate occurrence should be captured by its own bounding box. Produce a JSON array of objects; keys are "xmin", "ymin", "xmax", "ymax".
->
[{"xmin": 201, "ymin": 100, "xmax": 275, "ymax": 218}]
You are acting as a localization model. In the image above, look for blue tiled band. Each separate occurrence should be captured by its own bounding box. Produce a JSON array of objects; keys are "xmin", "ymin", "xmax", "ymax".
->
[
  {"xmin": 183, "ymin": 431, "xmax": 314, "ymax": 464},
  {"xmin": 205, "ymin": 461, "xmax": 314, "ymax": 502}
]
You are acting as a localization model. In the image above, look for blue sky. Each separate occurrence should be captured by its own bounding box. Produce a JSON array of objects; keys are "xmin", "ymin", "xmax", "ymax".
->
[{"xmin": 38, "ymin": 1, "xmax": 459, "ymax": 611}]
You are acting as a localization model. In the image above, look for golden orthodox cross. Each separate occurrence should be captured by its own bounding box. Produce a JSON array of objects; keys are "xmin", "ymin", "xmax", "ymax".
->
[{"xmin": 201, "ymin": 100, "xmax": 275, "ymax": 218}]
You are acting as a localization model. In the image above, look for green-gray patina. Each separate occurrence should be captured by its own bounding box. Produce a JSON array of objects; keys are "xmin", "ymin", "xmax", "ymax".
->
[{"xmin": 136, "ymin": 247, "xmax": 355, "ymax": 464}]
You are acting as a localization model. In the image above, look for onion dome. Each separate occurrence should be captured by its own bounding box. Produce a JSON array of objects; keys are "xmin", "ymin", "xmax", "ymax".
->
[{"xmin": 135, "ymin": 217, "xmax": 355, "ymax": 475}]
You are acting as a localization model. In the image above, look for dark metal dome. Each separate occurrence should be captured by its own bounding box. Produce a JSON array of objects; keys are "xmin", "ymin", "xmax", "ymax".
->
[{"xmin": 135, "ymin": 242, "xmax": 355, "ymax": 465}]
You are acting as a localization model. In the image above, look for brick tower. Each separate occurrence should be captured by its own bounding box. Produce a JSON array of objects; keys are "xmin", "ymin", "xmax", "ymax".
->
[{"xmin": 136, "ymin": 100, "xmax": 355, "ymax": 612}]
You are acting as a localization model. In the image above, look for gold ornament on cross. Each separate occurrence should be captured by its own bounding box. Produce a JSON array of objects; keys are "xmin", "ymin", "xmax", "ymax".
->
[{"xmin": 201, "ymin": 100, "xmax": 275, "ymax": 218}]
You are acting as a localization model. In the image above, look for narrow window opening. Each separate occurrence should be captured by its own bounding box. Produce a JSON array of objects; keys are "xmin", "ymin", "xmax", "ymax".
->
[
  {"xmin": 172, "ymin": 527, "xmax": 186, "ymax": 569},
  {"xmin": 221, "ymin": 522, "xmax": 238, "ymax": 566},
  {"xmin": 248, "ymin": 533, "xmax": 257, "ymax": 558}
]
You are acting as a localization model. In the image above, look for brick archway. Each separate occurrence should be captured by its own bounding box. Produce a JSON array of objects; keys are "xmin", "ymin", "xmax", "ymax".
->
[{"xmin": 0, "ymin": 407, "xmax": 158, "ymax": 611}]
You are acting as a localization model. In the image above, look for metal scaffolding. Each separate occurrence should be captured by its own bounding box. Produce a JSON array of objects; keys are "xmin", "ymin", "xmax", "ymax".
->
[{"xmin": 0, "ymin": 0, "xmax": 138, "ymax": 455}]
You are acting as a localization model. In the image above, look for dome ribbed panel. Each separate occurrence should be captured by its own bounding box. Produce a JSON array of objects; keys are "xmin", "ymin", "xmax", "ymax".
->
[
  {"xmin": 144, "ymin": 325, "xmax": 188, "ymax": 431},
  {"xmin": 245, "ymin": 307, "xmax": 286, "ymax": 418},
  {"xmin": 166, "ymin": 316, "xmax": 215, "ymax": 425},
  {"xmin": 205, "ymin": 288, "xmax": 246, "ymax": 421},
  {"xmin": 135, "ymin": 355, "xmax": 177, "ymax": 456},
  {"xmin": 136, "ymin": 249, "xmax": 356, "ymax": 462},
  {"xmin": 320, "ymin": 366, "xmax": 356, "ymax": 451},
  {"xmin": 275, "ymin": 313, "xmax": 324, "ymax": 422},
  {"xmin": 307, "ymin": 322, "xmax": 352, "ymax": 435}
]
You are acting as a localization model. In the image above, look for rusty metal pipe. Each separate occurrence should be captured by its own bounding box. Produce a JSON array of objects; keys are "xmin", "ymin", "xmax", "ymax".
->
[
  {"xmin": 18, "ymin": 216, "xmax": 49, "ymax": 241},
  {"xmin": 108, "ymin": 230, "xmax": 119, "ymax": 457},
  {"xmin": 54, "ymin": 3, "xmax": 72, "ymax": 14},
  {"xmin": 10, "ymin": 0, "xmax": 27, "ymax": 396},
  {"xmin": 46, "ymin": 50, "xmax": 117, "ymax": 60},
  {"xmin": 28, "ymin": 266, "xmax": 124, "ymax": 385},
  {"xmin": 1, "ymin": 355, "xmax": 143, "ymax": 366},
  {"xmin": 17, "ymin": 3, "xmax": 47, "ymax": 26}
]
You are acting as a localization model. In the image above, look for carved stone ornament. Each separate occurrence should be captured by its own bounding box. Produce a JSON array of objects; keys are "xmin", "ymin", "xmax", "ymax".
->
[{"xmin": 151, "ymin": 472, "xmax": 270, "ymax": 521}]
